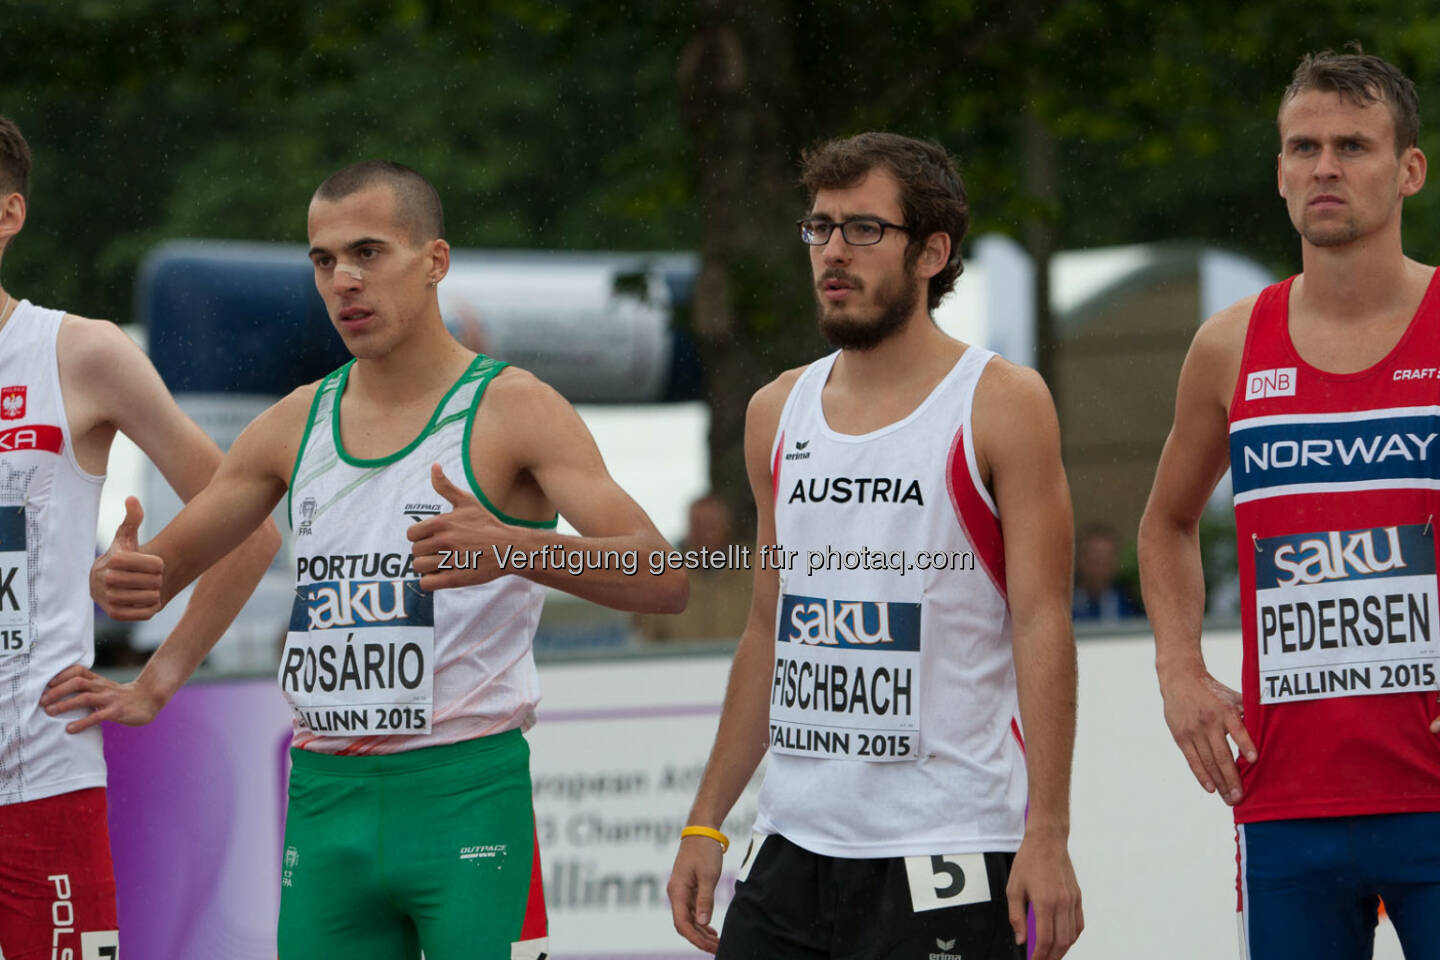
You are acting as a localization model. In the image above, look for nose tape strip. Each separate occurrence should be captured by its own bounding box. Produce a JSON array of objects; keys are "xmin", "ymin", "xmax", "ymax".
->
[{"xmin": 336, "ymin": 264, "xmax": 364, "ymax": 280}]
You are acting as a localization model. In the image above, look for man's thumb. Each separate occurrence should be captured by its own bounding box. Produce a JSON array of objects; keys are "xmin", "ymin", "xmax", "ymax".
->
[
  {"xmin": 116, "ymin": 496, "xmax": 144, "ymax": 550},
  {"xmin": 431, "ymin": 463, "xmax": 472, "ymax": 507}
]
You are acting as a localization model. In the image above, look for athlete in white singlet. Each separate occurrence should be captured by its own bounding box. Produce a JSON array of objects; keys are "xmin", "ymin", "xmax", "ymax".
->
[
  {"xmin": 668, "ymin": 133, "xmax": 1083, "ymax": 960},
  {"xmin": 0, "ymin": 114, "xmax": 279, "ymax": 957},
  {"xmin": 88, "ymin": 160, "xmax": 687, "ymax": 959}
]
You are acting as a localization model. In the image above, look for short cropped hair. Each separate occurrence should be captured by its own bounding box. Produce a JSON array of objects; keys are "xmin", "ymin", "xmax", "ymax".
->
[
  {"xmin": 313, "ymin": 160, "xmax": 444, "ymax": 243},
  {"xmin": 1281, "ymin": 48, "xmax": 1420, "ymax": 154},
  {"xmin": 0, "ymin": 116, "xmax": 32, "ymax": 200},
  {"xmin": 800, "ymin": 133, "xmax": 969, "ymax": 312}
]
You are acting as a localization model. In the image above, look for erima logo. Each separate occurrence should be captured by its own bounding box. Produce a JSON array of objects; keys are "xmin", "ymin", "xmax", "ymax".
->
[
  {"xmin": 1241, "ymin": 433, "xmax": 1437, "ymax": 472},
  {"xmin": 930, "ymin": 938, "xmax": 963, "ymax": 960},
  {"xmin": 788, "ymin": 477, "xmax": 923, "ymax": 504},
  {"xmin": 1273, "ymin": 527, "xmax": 1405, "ymax": 586},
  {"xmin": 404, "ymin": 502, "xmax": 443, "ymax": 523},
  {"xmin": 1245, "ymin": 367, "xmax": 1296, "ymax": 400},
  {"xmin": 784, "ymin": 440, "xmax": 811, "ymax": 461}
]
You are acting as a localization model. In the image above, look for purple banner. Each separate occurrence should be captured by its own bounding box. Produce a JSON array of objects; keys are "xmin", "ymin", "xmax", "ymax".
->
[{"xmin": 104, "ymin": 678, "xmax": 293, "ymax": 959}]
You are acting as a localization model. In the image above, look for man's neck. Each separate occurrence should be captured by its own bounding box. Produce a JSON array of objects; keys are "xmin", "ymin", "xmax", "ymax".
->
[
  {"xmin": 1294, "ymin": 226, "xmax": 1421, "ymax": 321},
  {"xmin": 0, "ymin": 285, "xmax": 15, "ymax": 336},
  {"xmin": 347, "ymin": 314, "xmax": 474, "ymax": 405},
  {"xmin": 829, "ymin": 310, "xmax": 960, "ymax": 391}
]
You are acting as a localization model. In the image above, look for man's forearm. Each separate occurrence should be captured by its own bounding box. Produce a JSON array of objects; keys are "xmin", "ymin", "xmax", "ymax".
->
[
  {"xmin": 1013, "ymin": 610, "xmax": 1077, "ymax": 833},
  {"xmin": 1137, "ymin": 513, "xmax": 1208, "ymax": 680},
  {"xmin": 483, "ymin": 528, "xmax": 689, "ymax": 613},
  {"xmin": 687, "ymin": 629, "xmax": 773, "ymax": 828},
  {"xmin": 136, "ymin": 519, "xmax": 282, "ymax": 706}
]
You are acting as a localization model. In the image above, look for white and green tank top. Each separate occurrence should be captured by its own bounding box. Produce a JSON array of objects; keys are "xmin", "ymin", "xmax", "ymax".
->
[{"xmin": 281, "ymin": 355, "xmax": 553, "ymax": 755}]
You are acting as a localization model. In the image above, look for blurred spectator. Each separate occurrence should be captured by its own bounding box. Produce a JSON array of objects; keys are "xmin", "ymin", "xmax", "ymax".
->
[
  {"xmin": 1072, "ymin": 524, "xmax": 1140, "ymax": 621},
  {"xmin": 635, "ymin": 494, "xmax": 751, "ymax": 643}
]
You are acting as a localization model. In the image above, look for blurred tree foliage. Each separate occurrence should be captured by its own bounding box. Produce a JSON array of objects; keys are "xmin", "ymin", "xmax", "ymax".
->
[{"xmin": 4, "ymin": 0, "xmax": 1440, "ymax": 515}]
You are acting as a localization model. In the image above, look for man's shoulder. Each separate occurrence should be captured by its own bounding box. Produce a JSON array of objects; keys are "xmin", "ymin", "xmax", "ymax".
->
[
  {"xmin": 1184, "ymin": 295, "xmax": 1258, "ymax": 390},
  {"xmin": 749, "ymin": 364, "xmax": 810, "ymax": 421},
  {"xmin": 1197, "ymin": 295, "xmax": 1259, "ymax": 348},
  {"xmin": 485, "ymin": 362, "xmax": 548, "ymax": 399},
  {"xmin": 55, "ymin": 313, "xmax": 138, "ymax": 368},
  {"xmin": 973, "ymin": 353, "xmax": 1051, "ymax": 409},
  {"xmin": 251, "ymin": 380, "xmax": 327, "ymax": 443},
  {"xmin": 478, "ymin": 364, "xmax": 570, "ymax": 423}
]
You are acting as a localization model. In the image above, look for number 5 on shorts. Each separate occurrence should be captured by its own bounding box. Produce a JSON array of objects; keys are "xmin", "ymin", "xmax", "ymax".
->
[{"xmin": 904, "ymin": 852, "xmax": 991, "ymax": 912}]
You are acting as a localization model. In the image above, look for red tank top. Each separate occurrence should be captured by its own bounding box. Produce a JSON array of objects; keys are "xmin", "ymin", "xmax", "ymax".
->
[{"xmin": 1228, "ymin": 273, "xmax": 1440, "ymax": 823}]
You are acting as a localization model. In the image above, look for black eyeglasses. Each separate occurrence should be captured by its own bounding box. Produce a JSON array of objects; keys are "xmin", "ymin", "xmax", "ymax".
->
[{"xmin": 797, "ymin": 217, "xmax": 909, "ymax": 246}]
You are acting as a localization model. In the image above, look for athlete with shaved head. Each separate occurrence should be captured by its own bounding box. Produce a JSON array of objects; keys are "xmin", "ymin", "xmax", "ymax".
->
[{"xmin": 89, "ymin": 160, "xmax": 688, "ymax": 958}]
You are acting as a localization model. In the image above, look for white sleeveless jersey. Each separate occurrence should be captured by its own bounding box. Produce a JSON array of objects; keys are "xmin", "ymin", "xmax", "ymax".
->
[
  {"xmin": 754, "ymin": 346, "xmax": 1026, "ymax": 857},
  {"xmin": 283, "ymin": 356, "xmax": 550, "ymax": 755},
  {"xmin": 0, "ymin": 302, "xmax": 106, "ymax": 805}
]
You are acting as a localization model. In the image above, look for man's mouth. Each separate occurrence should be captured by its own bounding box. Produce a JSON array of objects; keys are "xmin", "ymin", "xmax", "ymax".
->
[{"xmin": 820, "ymin": 274, "xmax": 859, "ymax": 301}]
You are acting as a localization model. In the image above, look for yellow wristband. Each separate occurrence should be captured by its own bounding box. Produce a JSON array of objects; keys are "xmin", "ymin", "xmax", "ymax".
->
[{"xmin": 680, "ymin": 825, "xmax": 730, "ymax": 852}]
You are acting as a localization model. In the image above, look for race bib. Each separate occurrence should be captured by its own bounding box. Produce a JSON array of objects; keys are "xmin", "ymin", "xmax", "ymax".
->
[
  {"xmin": 1255, "ymin": 523, "xmax": 1440, "ymax": 704},
  {"xmin": 0, "ymin": 506, "xmax": 30, "ymax": 658},
  {"xmin": 81, "ymin": 930, "xmax": 120, "ymax": 959},
  {"xmin": 280, "ymin": 578, "xmax": 434, "ymax": 735},
  {"xmin": 769, "ymin": 593, "xmax": 920, "ymax": 761},
  {"xmin": 903, "ymin": 852, "xmax": 991, "ymax": 912}
]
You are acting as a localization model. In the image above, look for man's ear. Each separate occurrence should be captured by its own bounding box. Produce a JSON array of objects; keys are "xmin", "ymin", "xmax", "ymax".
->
[{"xmin": 0, "ymin": 192, "xmax": 27, "ymax": 253}]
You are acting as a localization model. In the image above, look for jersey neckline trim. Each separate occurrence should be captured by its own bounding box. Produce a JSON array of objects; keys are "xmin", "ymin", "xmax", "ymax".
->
[
  {"xmin": 330, "ymin": 356, "xmax": 481, "ymax": 468},
  {"xmin": 1276, "ymin": 268, "xmax": 1440, "ymax": 383},
  {"xmin": 811, "ymin": 346, "xmax": 984, "ymax": 444}
]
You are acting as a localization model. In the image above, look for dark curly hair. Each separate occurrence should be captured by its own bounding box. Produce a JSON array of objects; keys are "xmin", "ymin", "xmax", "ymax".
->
[{"xmin": 800, "ymin": 133, "xmax": 968, "ymax": 312}]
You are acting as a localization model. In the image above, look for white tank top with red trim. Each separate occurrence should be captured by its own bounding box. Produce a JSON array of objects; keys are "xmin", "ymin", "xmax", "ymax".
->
[
  {"xmin": 0, "ymin": 302, "xmax": 107, "ymax": 805},
  {"xmin": 754, "ymin": 345, "xmax": 1025, "ymax": 857}
]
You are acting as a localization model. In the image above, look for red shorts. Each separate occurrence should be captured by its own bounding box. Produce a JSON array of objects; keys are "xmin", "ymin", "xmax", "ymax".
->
[{"xmin": 0, "ymin": 787, "xmax": 118, "ymax": 960}]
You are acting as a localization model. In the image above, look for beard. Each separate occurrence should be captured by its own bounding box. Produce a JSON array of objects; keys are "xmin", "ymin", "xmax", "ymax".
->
[{"xmin": 815, "ymin": 260, "xmax": 921, "ymax": 351}]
